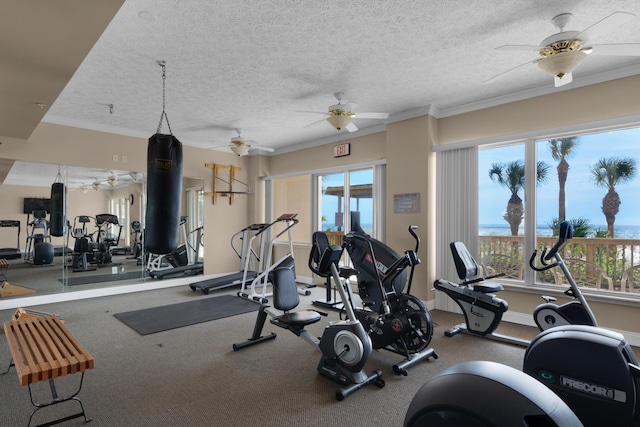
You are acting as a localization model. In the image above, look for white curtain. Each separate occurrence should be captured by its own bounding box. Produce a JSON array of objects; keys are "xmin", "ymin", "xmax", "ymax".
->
[{"xmin": 435, "ymin": 146, "xmax": 479, "ymax": 311}]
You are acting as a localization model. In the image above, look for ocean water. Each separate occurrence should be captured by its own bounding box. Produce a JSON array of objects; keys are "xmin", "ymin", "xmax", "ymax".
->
[
  {"xmin": 480, "ymin": 224, "xmax": 640, "ymax": 239},
  {"xmin": 322, "ymin": 223, "xmax": 640, "ymax": 239}
]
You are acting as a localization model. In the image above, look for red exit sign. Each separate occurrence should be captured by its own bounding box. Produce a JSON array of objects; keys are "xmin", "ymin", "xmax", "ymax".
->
[{"xmin": 333, "ymin": 143, "xmax": 350, "ymax": 157}]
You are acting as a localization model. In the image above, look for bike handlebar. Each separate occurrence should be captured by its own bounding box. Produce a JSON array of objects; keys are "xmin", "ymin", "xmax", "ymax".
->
[
  {"xmin": 529, "ymin": 221, "xmax": 574, "ymax": 271},
  {"xmin": 408, "ymin": 225, "xmax": 419, "ymax": 253}
]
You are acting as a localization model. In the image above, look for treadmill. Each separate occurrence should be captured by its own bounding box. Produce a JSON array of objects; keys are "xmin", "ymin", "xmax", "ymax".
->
[
  {"xmin": 0, "ymin": 220, "xmax": 22, "ymax": 260},
  {"xmin": 189, "ymin": 214, "xmax": 297, "ymax": 295},
  {"xmin": 148, "ymin": 223, "xmax": 204, "ymax": 280}
]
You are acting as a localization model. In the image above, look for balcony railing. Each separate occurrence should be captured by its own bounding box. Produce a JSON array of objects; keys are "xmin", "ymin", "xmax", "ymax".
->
[
  {"xmin": 323, "ymin": 232, "xmax": 640, "ymax": 293},
  {"xmin": 479, "ymin": 235, "xmax": 640, "ymax": 292}
]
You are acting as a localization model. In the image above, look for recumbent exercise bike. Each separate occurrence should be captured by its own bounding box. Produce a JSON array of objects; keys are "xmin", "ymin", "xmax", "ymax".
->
[
  {"xmin": 434, "ymin": 221, "xmax": 596, "ymax": 347},
  {"xmin": 338, "ymin": 225, "xmax": 438, "ymax": 375},
  {"xmin": 233, "ymin": 242, "xmax": 384, "ymax": 401}
]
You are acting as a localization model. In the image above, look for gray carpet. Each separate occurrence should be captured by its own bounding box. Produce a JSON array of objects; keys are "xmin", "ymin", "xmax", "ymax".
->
[
  {"xmin": 113, "ymin": 294, "xmax": 260, "ymax": 335},
  {"xmin": 1, "ymin": 286, "xmax": 637, "ymax": 427}
]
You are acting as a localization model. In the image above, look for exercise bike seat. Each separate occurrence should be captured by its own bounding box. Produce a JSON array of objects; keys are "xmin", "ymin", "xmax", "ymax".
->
[
  {"xmin": 450, "ymin": 241, "xmax": 504, "ymax": 294},
  {"xmin": 472, "ymin": 281, "xmax": 504, "ymax": 294},
  {"xmin": 271, "ymin": 267, "xmax": 322, "ymax": 328},
  {"xmin": 338, "ymin": 266, "xmax": 358, "ymax": 279}
]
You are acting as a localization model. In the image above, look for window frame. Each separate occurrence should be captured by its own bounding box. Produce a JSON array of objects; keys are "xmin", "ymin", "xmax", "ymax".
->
[
  {"xmin": 436, "ymin": 116, "xmax": 640, "ymax": 303},
  {"xmin": 264, "ymin": 160, "xmax": 386, "ymax": 243}
]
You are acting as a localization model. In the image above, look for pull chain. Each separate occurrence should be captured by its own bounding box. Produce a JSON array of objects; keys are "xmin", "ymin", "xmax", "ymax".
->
[{"xmin": 156, "ymin": 60, "xmax": 173, "ymax": 135}]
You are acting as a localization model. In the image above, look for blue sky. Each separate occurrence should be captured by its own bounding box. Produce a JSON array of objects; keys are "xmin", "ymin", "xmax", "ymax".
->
[{"xmin": 479, "ymin": 127, "xmax": 640, "ymax": 227}]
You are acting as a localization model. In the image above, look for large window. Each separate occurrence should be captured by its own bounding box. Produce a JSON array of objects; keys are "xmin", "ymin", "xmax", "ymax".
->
[
  {"xmin": 109, "ymin": 197, "xmax": 130, "ymax": 247},
  {"xmin": 320, "ymin": 168, "xmax": 374, "ymax": 236},
  {"xmin": 477, "ymin": 126, "xmax": 640, "ymax": 294},
  {"xmin": 268, "ymin": 162, "xmax": 384, "ymax": 245},
  {"xmin": 185, "ymin": 187, "xmax": 204, "ymax": 263}
]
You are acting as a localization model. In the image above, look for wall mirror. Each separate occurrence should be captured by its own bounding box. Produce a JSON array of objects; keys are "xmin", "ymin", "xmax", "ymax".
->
[{"xmin": 0, "ymin": 160, "xmax": 204, "ymax": 301}]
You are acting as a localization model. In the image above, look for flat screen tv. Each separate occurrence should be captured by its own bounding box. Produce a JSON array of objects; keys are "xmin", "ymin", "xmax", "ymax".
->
[{"xmin": 23, "ymin": 198, "xmax": 51, "ymax": 214}]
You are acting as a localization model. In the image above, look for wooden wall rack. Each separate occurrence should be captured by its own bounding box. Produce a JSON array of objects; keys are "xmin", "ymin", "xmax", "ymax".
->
[{"xmin": 204, "ymin": 163, "xmax": 250, "ymax": 205}]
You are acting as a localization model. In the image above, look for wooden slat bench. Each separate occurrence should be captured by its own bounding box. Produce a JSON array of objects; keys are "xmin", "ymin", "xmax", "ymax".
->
[{"xmin": 3, "ymin": 315, "xmax": 94, "ymax": 426}]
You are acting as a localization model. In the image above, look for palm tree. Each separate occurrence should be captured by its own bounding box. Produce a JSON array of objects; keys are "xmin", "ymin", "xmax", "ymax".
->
[
  {"xmin": 590, "ymin": 157, "xmax": 637, "ymax": 237},
  {"xmin": 549, "ymin": 137, "xmax": 579, "ymax": 223},
  {"xmin": 547, "ymin": 217, "xmax": 592, "ymax": 237},
  {"xmin": 489, "ymin": 160, "xmax": 551, "ymax": 235}
]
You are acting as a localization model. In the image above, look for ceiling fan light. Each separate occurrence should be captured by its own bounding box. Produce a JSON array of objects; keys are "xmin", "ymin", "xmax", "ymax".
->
[
  {"xmin": 230, "ymin": 144, "xmax": 250, "ymax": 156},
  {"xmin": 79, "ymin": 186, "xmax": 89, "ymax": 194},
  {"xmin": 327, "ymin": 114, "xmax": 352, "ymax": 131},
  {"xmin": 92, "ymin": 181, "xmax": 101, "ymax": 190},
  {"xmin": 537, "ymin": 50, "xmax": 588, "ymax": 79},
  {"xmin": 107, "ymin": 176, "xmax": 118, "ymax": 186}
]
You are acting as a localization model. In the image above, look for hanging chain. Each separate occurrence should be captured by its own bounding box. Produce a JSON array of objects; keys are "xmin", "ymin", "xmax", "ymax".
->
[
  {"xmin": 156, "ymin": 60, "xmax": 173, "ymax": 135},
  {"xmin": 54, "ymin": 164, "xmax": 64, "ymax": 184}
]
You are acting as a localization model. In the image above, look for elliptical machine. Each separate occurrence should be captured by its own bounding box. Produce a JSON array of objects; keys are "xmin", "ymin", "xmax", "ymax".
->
[
  {"xmin": 233, "ymin": 241, "xmax": 384, "ymax": 401},
  {"xmin": 340, "ymin": 225, "xmax": 438, "ymax": 375},
  {"xmin": 434, "ymin": 221, "xmax": 596, "ymax": 346}
]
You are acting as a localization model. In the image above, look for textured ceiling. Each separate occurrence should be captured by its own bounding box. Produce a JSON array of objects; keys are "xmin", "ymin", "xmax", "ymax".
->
[
  {"xmin": 41, "ymin": 0, "xmax": 640, "ymax": 155},
  {"xmin": 4, "ymin": 1, "xmax": 640, "ymax": 188},
  {"xmin": 4, "ymin": 161, "xmax": 140, "ymax": 190}
]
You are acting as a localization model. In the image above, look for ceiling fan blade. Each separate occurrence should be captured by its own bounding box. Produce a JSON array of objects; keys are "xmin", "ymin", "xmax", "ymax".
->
[
  {"xmin": 345, "ymin": 122, "xmax": 358, "ymax": 132},
  {"xmin": 355, "ymin": 112, "xmax": 389, "ymax": 119},
  {"xmin": 304, "ymin": 118, "xmax": 328, "ymax": 128},
  {"xmin": 588, "ymin": 43, "xmax": 640, "ymax": 56},
  {"xmin": 484, "ymin": 60, "xmax": 534, "ymax": 84},
  {"xmin": 554, "ymin": 72, "xmax": 573, "ymax": 87},
  {"xmin": 574, "ymin": 11, "xmax": 636, "ymax": 43},
  {"xmin": 495, "ymin": 45, "xmax": 541, "ymax": 51},
  {"xmin": 251, "ymin": 145, "xmax": 275, "ymax": 153},
  {"xmin": 297, "ymin": 110, "xmax": 329, "ymax": 115}
]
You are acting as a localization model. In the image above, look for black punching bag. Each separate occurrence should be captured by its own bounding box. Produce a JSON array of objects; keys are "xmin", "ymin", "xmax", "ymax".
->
[
  {"xmin": 50, "ymin": 182, "xmax": 65, "ymax": 237},
  {"xmin": 145, "ymin": 133, "xmax": 183, "ymax": 254}
]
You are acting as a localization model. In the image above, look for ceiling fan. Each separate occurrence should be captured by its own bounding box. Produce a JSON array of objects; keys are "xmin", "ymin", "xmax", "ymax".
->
[
  {"xmin": 486, "ymin": 11, "xmax": 640, "ymax": 87},
  {"xmin": 80, "ymin": 171, "xmax": 138, "ymax": 191},
  {"xmin": 228, "ymin": 129, "xmax": 275, "ymax": 156},
  {"xmin": 303, "ymin": 92, "xmax": 389, "ymax": 132}
]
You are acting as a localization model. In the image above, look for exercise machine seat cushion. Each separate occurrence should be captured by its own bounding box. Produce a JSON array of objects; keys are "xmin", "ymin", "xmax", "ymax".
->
[
  {"xmin": 472, "ymin": 281, "xmax": 504, "ymax": 294},
  {"xmin": 451, "ymin": 241, "xmax": 479, "ymax": 280},
  {"xmin": 272, "ymin": 267, "xmax": 321, "ymax": 327}
]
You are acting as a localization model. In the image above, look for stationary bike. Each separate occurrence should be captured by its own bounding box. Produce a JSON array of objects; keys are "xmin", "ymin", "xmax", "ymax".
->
[
  {"xmin": 528, "ymin": 221, "xmax": 597, "ymax": 329},
  {"xmin": 340, "ymin": 226, "xmax": 438, "ymax": 375},
  {"xmin": 524, "ymin": 223, "xmax": 640, "ymax": 427},
  {"xmin": 420, "ymin": 221, "xmax": 640, "ymax": 427},
  {"xmin": 233, "ymin": 243, "xmax": 384, "ymax": 401},
  {"xmin": 434, "ymin": 221, "xmax": 595, "ymax": 347}
]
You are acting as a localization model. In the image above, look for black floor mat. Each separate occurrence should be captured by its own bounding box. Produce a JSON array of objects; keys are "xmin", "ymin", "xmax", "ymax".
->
[{"xmin": 113, "ymin": 295, "xmax": 260, "ymax": 335}]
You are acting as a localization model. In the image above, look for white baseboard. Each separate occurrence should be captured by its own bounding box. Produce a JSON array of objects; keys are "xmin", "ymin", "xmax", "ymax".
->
[{"xmin": 491, "ymin": 309, "xmax": 640, "ymax": 348}]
